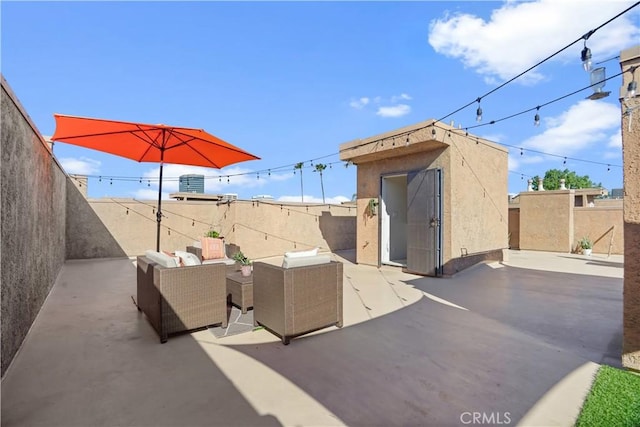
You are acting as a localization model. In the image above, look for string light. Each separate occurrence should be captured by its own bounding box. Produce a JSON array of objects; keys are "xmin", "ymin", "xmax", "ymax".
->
[
  {"xmin": 581, "ymin": 33, "xmax": 593, "ymax": 72},
  {"xmin": 475, "ymin": 98, "xmax": 483, "ymax": 122},
  {"xmin": 68, "ymin": 5, "xmax": 634, "ymax": 195},
  {"xmin": 534, "ymin": 107, "xmax": 540, "ymax": 127}
]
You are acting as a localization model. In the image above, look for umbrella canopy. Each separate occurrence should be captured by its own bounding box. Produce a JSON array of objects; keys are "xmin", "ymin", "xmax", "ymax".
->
[{"xmin": 51, "ymin": 113, "xmax": 260, "ymax": 251}]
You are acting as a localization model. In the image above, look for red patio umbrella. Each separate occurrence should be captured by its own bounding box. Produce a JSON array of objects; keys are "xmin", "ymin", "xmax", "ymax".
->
[{"xmin": 51, "ymin": 113, "xmax": 260, "ymax": 251}]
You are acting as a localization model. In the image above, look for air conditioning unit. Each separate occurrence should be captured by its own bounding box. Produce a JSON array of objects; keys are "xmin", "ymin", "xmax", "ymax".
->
[{"xmin": 221, "ymin": 193, "xmax": 238, "ymax": 201}]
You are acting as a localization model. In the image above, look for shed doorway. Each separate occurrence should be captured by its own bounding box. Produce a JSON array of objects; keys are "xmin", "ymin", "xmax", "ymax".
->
[
  {"xmin": 381, "ymin": 174, "xmax": 408, "ymax": 267},
  {"xmin": 380, "ymin": 168, "xmax": 443, "ymax": 276}
]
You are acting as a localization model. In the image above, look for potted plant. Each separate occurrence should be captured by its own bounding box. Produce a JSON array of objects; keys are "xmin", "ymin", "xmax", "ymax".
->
[
  {"xmin": 205, "ymin": 230, "xmax": 220, "ymax": 239},
  {"xmin": 367, "ymin": 198, "xmax": 378, "ymax": 216},
  {"xmin": 579, "ymin": 236, "xmax": 593, "ymax": 256},
  {"xmin": 232, "ymin": 251, "xmax": 252, "ymax": 276}
]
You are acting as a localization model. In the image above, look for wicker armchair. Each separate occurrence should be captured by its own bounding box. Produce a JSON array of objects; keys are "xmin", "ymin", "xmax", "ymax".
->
[
  {"xmin": 252, "ymin": 260, "xmax": 343, "ymax": 345},
  {"xmin": 136, "ymin": 256, "xmax": 228, "ymax": 343}
]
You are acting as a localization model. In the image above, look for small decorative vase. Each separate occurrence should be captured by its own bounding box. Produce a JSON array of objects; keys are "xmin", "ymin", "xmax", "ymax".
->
[
  {"xmin": 583, "ymin": 248, "xmax": 592, "ymax": 256},
  {"xmin": 241, "ymin": 265, "xmax": 252, "ymax": 277}
]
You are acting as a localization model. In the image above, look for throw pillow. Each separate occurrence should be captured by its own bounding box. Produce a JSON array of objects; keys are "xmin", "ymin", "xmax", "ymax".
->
[
  {"xmin": 200, "ymin": 237, "xmax": 226, "ymax": 260},
  {"xmin": 163, "ymin": 251, "xmax": 184, "ymax": 267},
  {"xmin": 144, "ymin": 250, "xmax": 179, "ymax": 268},
  {"xmin": 174, "ymin": 250, "xmax": 201, "ymax": 267}
]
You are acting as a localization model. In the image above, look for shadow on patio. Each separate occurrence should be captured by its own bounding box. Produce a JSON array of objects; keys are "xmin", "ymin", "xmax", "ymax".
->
[{"xmin": 0, "ymin": 250, "xmax": 624, "ymax": 426}]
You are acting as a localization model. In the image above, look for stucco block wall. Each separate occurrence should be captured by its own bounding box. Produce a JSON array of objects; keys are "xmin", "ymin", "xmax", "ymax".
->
[
  {"xmin": 519, "ymin": 190, "xmax": 574, "ymax": 252},
  {"xmin": 69, "ymin": 198, "xmax": 355, "ymax": 260},
  {"xmin": 508, "ymin": 208, "xmax": 520, "ymax": 249},
  {"xmin": 448, "ymin": 133, "xmax": 508, "ymax": 257},
  {"xmin": 1, "ymin": 78, "xmax": 67, "ymax": 377},
  {"xmin": 354, "ymin": 148, "xmax": 449, "ymax": 266},
  {"xmin": 621, "ymin": 45, "xmax": 640, "ymax": 370},
  {"xmin": 573, "ymin": 207, "xmax": 623, "ymax": 254},
  {"xmin": 230, "ymin": 201, "xmax": 356, "ymax": 259}
]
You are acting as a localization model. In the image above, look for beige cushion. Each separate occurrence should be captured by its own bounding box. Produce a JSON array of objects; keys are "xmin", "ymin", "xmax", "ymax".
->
[
  {"xmin": 282, "ymin": 254, "xmax": 331, "ymax": 269},
  {"xmin": 174, "ymin": 250, "xmax": 201, "ymax": 267},
  {"xmin": 202, "ymin": 257, "xmax": 236, "ymax": 266},
  {"xmin": 284, "ymin": 247, "xmax": 319, "ymax": 258},
  {"xmin": 145, "ymin": 250, "xmax": 179, "ymax": 268}
]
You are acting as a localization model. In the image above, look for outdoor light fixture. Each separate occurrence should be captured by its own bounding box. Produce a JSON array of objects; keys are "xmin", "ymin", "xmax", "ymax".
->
[
  {"xmin": 534, "ymin": 107, "xmax": 540, "ymax": 127},
  {"xmin": 628, "ymin": 80, "xmax": 637, "ymax": 99},
  {"xmin": 476, "ymin": 98, "xmax": 483, "ymax": 122},
  {"xmin": 626, "ymin": 67, "xmax": 637, "ymax": 99},
  {"xmin": 580, "ymin": 31, "xmax": 594, "ymax": 72},
  {"xmin": 432, "ymin": 126, "xmax": 436, "ymax": 137},
  {"xmin": 587, "ymin": 67, "xmax": 610, "ymax": 100},
  {"xmin": 581, "ymin": 43, "xmax": 592, "ymax": 72}
]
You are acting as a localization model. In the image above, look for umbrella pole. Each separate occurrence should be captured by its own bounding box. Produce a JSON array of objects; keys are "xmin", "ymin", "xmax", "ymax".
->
[{"xmin": 156, "ymin": 158, "xmax": 164, "ymax": 252}]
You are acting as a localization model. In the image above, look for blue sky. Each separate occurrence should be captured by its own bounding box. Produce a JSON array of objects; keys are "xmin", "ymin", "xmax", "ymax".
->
[{"xmin": 3, "ymin": 1, "xmax": 638, "ymax": 202}]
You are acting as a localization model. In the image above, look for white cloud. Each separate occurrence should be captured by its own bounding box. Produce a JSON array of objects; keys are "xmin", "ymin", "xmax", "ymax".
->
[
  {"xmin": 132, "ymin": 188, "xmax": 169, "ymax": 200},
  {"xmin": 607, "ymin": 128, "xmax": 622, "ymax": 148},
  {"xmin": 376, "ymin": 104, "xmax": 411, "ymax": 118},
  {"xmin": 277, "ymin": 195, "xmax": 350, "ymax": 204},
  {"xmin": 349, "ymin": 97, "xmax": 370, "ymax": 109},
  {"xmin": 350, "ymin": 94, "xmax": 413, "ymax": 116},
  {"xmin": 391, "ymin": 93, "xmax": 412, "ymax": 103},
  {"xmin": 603, "ymin": 151, "xmax": 621, "ymax": 159},
  {"xmin": 139, "ymin": 164, "xmax": 291, "ymax": 196},
  {"xmin": 508, "ymin": 154, "xmax": 520, "ymax": 170},
  {"xmin": 59, "ymin": 157, "xmax": 101, "ymax": 175},
  {"xmin": 520, "ymin": 100, "xmax": 619, "ymax": 155},
  {"xmin": 428, "ymin": 0, "xmax": 640, "ymax": 83}
]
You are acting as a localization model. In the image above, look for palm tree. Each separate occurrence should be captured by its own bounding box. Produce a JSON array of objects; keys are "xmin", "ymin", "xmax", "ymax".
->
[
  {"xmin": 294, "ymin": 162, "xmax": 304, "ymax": 202},
  {"xmin": 314, "ymin": 163, "xmax": 327, "ymax": 203}
]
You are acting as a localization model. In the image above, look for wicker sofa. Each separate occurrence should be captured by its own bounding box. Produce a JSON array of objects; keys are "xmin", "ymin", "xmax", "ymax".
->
[
  {"xmin": 186, "ymin": 241, "xmax": 240, "ymax": 273},
  {"xmin": 136, "ymin": 255, "xmax": 228, "ymax": 343},
  {"xmin": 252, "ymin": 259, "xmax": 343, "ymax": 345}
]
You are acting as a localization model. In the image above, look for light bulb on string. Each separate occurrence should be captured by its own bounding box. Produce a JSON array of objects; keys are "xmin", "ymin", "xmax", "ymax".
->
[
  {"xmin": 534, "ymin": 107, "xmax": 540, "ymax": 127},
  {"xmin": 476, "ymin": 98, "xmax": 483, "ymax": 122},
  {"xmin": 581, "ymin": 39, "xmax": 592, "ymax": 72}
]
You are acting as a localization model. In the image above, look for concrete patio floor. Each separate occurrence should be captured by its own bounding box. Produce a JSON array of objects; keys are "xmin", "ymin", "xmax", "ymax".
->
[{"xmin": 1, "ymin": 250, "xmax": 624, "ymax": 426}]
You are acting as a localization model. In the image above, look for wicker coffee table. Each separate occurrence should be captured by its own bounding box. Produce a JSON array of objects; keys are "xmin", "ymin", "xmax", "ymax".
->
[{"xmin": 226, "ymin": 271, "xmax": 253, "ymax": 313}]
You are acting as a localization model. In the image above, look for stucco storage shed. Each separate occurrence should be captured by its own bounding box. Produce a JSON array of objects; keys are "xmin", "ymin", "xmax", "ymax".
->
[{"xmin": 339, "ymin": 119, "xmax": 509, "ymax": 276}]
